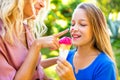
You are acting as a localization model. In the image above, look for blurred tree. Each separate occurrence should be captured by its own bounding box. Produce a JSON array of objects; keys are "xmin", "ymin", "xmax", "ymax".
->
[
  {"xmin": 97, "ymin": 0, "xmax": 120, "ymax": 17},
  {"xmin": 45, "ymin": 0, "xmax": 82, "ymax": 37}
]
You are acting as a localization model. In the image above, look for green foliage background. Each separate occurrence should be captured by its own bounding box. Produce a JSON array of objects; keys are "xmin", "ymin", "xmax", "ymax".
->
[{"xmin": 41, "ymin": 0, "xmax": 120, "ymax": 79}]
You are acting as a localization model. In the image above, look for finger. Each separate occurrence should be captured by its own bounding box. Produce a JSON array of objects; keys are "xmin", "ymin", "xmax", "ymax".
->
[
  {"xmin": 56, "ymin": 65, "xmax": 65, "ymax": 77},
  {"xmin": 56, "ymin": 68, "xmax": 63, "ymax": 79},
  {"xmin": 54, "ymin": 40, "xmax": 60, "ymax": 48},
  {"xmin": 57, "ymin": 60, "xmax": 66, "ymax": 70},
  {"xmin": 49, "ymin": 44, "xmax": 58, "ymax": 50},
  {"xmin": 50, "ymin": 40, "xmax": 60, "ymax": 50},
  {"xmin": 58, "ymin": 57, "xmax": 71, "ymax": 68},
  {"xmin": 56, "ymin": 61, "xmax": 70, "ymax": 78},
  {"xmin": 54, "ymin": 29, "xmax": 69, "ymax": 38},
  {"xmin": 52, "ymin": 39, "xmax": 60, "ymax": 49},
  {"xmin": 56, "ymin": 65, "xmax": 62, "ymax": 74}
]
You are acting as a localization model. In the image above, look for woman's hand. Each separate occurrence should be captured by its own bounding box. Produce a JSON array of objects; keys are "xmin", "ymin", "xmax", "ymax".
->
[
  {"xmin": 56, "ymin": 57, "xmax": 76, "ymax": 80},
  {"xmin": 38, "ymin": 35, "xmax": 59, "ymax": 50},
  {"xmin": 36, "ymin": 29, "xmax": 69, "ymax": 50}
]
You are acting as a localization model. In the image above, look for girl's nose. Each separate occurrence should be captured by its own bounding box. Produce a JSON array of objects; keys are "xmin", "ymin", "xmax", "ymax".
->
[{"xmin": 70, "ymin": 27, "xmax": 79, "ymax": 31}]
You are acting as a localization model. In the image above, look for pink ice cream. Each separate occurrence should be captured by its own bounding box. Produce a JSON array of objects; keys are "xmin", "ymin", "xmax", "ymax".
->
[
  {"xmin": 59, "ymin": 37, "xmax": 72, "ymax": 59},
  {"xmin": 59, "ymin": 37, "xmax": 71, "ymax": 45}
]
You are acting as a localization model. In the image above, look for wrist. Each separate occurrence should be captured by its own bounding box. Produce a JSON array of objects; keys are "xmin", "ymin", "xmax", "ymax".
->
[{"xmin": 32, "ymin": 39, "xmax": 42, "ymax": 50}]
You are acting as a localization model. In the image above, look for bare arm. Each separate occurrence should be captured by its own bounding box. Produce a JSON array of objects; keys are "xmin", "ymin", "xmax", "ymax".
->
[
  {"xmin": 14, "ymin": 40, "xmax": 42, "ymax": 80},
  {"xmin": 41, "ymin": 57, "xmax": 58, "ymax": 68},
  {"xmin": 14, "ymin": 29, "xmax": 68, "ymax": 80}
]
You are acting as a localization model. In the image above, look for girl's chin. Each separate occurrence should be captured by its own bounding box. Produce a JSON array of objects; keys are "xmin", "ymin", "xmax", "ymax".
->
[
  {"xmin": 72, "ymin": 42, "xmax": 79, "ymax": 46},
  {"xmin": 72, "ymin": 42, "xmax": 83, "ymax": 47}
]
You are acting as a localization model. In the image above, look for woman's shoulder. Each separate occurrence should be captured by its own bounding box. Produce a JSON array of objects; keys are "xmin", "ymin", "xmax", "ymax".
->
[
  {"xmin": 0, "ymin": 36, "xmax": 8, "ymax": 61},
  {"xmin": 0, "ymin": 19, "xmax": 6, "ymax": 54},
  {"xmin": 0, "ymin": 18, "xmax": 3, "ymax": 27},
  {"xmin": 0, "ymin": 35, "xmax": 6, "ymax": 52},
  {"xmin": 0, "ymin": 18, "xmax": 3, "ymax": 36}
]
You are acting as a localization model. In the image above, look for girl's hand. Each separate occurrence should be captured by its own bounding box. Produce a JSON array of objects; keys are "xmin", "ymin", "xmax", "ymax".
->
[{"xmin": 56, "ymin": 57, "xmax": 76, "ymax": 80}]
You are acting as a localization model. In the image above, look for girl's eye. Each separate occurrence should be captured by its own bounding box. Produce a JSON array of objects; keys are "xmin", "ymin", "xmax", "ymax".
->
[{"xmin": 80, "ymin": 24, "xmax": 87, "ymax": 26}]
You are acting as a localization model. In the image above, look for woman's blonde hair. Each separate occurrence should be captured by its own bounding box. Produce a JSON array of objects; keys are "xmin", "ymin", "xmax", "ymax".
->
[
  {"xmin": 28, "ymin": 0, "xmax": 50, "ymax": 38},
  {"xmin": 76, "ymin": 2, "xmax": 118, "ymax": 79},
  {"xmin": 0, "ymin": 0, "xmax": 49, "ymax": 44},
  {"xmin": 0, "ymin": 0, "xmax": 24, "ymax": 44}
]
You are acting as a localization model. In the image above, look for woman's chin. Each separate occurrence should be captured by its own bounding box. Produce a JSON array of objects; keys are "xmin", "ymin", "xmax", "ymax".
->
[
  {"xmin": 24, "ymin": 15, "xmax": 36, "ymax": 20},
  {"xmin": 31, "ymin": 16, "xmax": 35, "ymax": 19}
]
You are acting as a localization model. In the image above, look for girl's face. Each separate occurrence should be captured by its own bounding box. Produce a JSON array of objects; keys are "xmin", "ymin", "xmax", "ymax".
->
[
  {"xmin": 23, "ymin": 0, "xmax": 45, "ymax": 19},
  {"xmin": 70, "ymin": 8, "xmax": 93, "ymax": 47}
]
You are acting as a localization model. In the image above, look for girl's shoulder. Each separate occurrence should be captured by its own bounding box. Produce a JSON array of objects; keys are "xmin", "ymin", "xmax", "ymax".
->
[
  {"xmin": 96, "ymin": 52, "xmax": 114, "ymax": 63},
  {"xmin": 92, "ymin": 52, "xmax": 115, "ymax": 70}
]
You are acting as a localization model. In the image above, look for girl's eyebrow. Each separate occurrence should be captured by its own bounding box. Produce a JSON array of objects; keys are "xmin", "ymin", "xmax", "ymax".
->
[
  {"xmin": 72, "ymin": 18, "xmax": 87, "ymax": 21},
  {"xmin": 71, "ymin": 18, "xmax": 87, "ymax": 22},
  {"xmin": 79, "ymin": 18, "xmax": 87, "ymax": 21}
]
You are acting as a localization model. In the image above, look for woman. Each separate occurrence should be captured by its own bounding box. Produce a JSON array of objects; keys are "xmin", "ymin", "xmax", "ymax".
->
[
  {"xmin": 56, "ymin": 2, "xmax": 118, "ymax": 80},
  {"xmin": 0, "ymin": 0, "xmax": 68, "ymax": 80}
]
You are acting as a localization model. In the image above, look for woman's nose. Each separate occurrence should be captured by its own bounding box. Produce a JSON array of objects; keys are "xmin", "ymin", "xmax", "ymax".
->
[{"xmin": 38, "ymin": 0, "xmax": 45, "ymax": 7}]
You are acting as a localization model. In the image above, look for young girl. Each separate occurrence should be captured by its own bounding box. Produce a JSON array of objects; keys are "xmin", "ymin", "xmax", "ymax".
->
[
  {"xmin": 56, "ymin": 2, "xmax": 117, "ymax": 80},
  {"xmin": 0, "ymin": 0, "xmax": 68, "ymax": 80}
]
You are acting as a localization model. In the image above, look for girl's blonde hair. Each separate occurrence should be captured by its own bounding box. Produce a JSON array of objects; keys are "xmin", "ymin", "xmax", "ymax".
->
[
  {"xmin": 0, "ymin": 0, "xmax": 49, "ymax": 44},
  {"xmin": 76, "ymin": 2, "xmax": 118, "ymax": 79}
]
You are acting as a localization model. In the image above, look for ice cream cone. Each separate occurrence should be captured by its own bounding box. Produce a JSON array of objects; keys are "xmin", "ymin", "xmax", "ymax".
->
[{"xmin": 59, "ymin": 37, "xmax": 72, "ymax": 59}]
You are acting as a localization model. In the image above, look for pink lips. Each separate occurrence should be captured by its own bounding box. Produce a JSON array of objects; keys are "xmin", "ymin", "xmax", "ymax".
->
[
  {"xmin": 71, "ymin": 33, "xmax": 81, "ymax": 40},
  {"xmin": 59, "ymin": 37, "xmax": 72, "ymax": 45}
]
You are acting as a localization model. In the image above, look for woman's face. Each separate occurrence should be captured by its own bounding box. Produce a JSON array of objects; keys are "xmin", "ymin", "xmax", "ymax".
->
[
  {"xmin": 70, "ymin": 8, "xmax": 93, "ymax": 47},
  {"xmin": 23, "ymin": 0, "xmax": 45, "ymax": 19}
]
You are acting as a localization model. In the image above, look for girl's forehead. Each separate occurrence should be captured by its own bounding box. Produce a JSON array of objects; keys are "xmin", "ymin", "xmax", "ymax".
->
[{"xmin": 72, "ymin": 9, "xmax": 87, "ymax": 18}]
